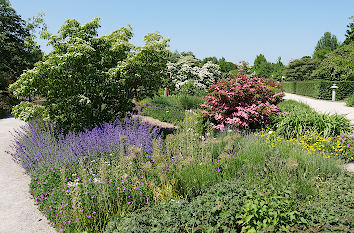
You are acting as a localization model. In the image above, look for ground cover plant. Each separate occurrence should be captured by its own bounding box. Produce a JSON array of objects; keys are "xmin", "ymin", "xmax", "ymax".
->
[
  {"xmin": 106, "ymin": 128, "xmax": 353, "ymax": 232},
  {"xmin": 11, "ymin": 109, "xmax": 354, "ymax": 232}
]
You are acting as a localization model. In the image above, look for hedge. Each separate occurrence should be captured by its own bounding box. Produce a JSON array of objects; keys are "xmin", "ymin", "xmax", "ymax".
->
[{"xmin": 282, "ymin": 80, "xmax": 354, "ymax": 100}]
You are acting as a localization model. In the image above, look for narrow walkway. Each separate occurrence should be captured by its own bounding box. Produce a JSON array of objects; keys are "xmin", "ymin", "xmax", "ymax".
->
[
  {"xmin": 0, "ymin": 117, "xmax": 55, "ymax": 233},
  {"xmin": 284, "ymin": 93, "xmax": 354, "ymax": 125}
]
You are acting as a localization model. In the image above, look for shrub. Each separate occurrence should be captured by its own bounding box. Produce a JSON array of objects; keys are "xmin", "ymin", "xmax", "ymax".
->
[
  {"xmin": 9, "ymin": 18, "xmax": 170, "ymax": 132},
  {"xmin": 346, "ymin": 93, "xmax": 354, "ymax": 106},
  {"xmin": 281, "ymin": 80, "xmax": 354, "ymax": 100},
  {"xmin": 201, "ymin": 73, "xmax": 284, "ymax": 130},
  {"xmin": 295, "ymin": 81, "xmax": 320, "ymax": 98},
  {"xmin": 282, "ymin": 81, "xmax": 296, "ymax": 93}
]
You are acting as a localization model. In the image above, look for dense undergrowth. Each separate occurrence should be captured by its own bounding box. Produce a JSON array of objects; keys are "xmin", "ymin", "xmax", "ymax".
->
[
  {"xmin": 8, "ymin": 73, "xmax": 354, "ymax": 232},
  {"xmin": 10, "ymin": 108, "xmax": 354, "ymax": 232}
]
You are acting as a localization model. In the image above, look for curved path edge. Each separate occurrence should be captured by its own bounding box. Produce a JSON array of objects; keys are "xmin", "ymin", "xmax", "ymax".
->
[{"xmin": 0, "ymin": 117, "xmax": 56, "ymax": 233}]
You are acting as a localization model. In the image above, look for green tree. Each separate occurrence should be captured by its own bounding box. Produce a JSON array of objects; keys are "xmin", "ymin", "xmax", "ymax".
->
[
  {"xmin": 253, "ymin": 54, "xmax": 273, "ymax": 78},
  {"xmin": 218, "ymin": 57, "xmax": 237, "ymax": 74},
  {"xmin": 313, "ymin": 32, "xmax": 339, "ymax": 60},
  {"xmin": 271, "ymin": 57, "xmax": 285, "ymax": 80},
  {"xmin": 312, "ymin": 42, "xmax": 354, "ymax": 81},
  {"xmin": 9, "ymin": 18, "xmax": 170, "ymax": 132},
  {"xmin": 314, "ymin": 32, "xmax": 339, "ymax": 51},
  {"xmin": 283, "ymin": 56, "xmax": 319, "ymax": 81},
  {"xmin": 343, "ymin": 16, "xmax": 354, "ymax": 45},
  {"xmin": 0, "ymin": 0, "xmax": 42, "ymax": 90}
]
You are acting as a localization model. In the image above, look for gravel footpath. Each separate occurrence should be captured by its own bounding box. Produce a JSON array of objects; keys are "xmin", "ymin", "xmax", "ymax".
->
[
  {"xmin": 0, "ymin": 117, "xmax": 55, "ymax": 233},
  {"xmin": 284, "ymin": 93, "xmax": 354, "ymax": 125}
]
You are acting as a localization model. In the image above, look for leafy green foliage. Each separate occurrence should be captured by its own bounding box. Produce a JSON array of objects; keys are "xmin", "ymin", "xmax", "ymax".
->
[
  {"xmin": 283, "ymin": 56, "xmax": 320, "ymax": 81},
  {"xmin": 0, "ymin": 92, "xmax": 12, "ymax": 118},
  {"xmin": 202, "ymin": 56, "xmax": 238, "ymax": 75},
  {"xmin": 282, "ymin": 81, "xmax": 296, "ymax": 93},
  {"xmin": 312, "ymin": 42, "xmax": 354, "ymax": 81},
  {"xmin": 253, "ymin": 54, "xmax": 273, "ymax": 78},
  {"xmin": 136, "ymin": 95, "xmax": 204, "ymax": 125},
  {"xmin": 105, "ymin": 179, "xmax": 247, "ymax": 233},
  {"xmin": 283, "ymin": 80, "xmax": 354, "ymax": 100},
  {"xmin": 0, "ymin": 0, "xmax": 42, "ymax": 91},
  {"xmin": 271, "ymin": 100, "xmax": 353, "ymax": 138},
  {"xmin": 9, "ymin": 18, "xmax": 170, "ymax": 132},
  {"xmin": 346, "ymin": 93, "xmax": 354, "ymax": 107},
  {"xmin": 238, "ymin": 187, "xmax": 303, "ymax": 232},
  {"xmin": 299, "ymin": 174, "xmax": 354, "ymax": 232},
  {"xmin": 343, "ymin": 16, "xmax": 354, "ymax": 45},
  {"xmin": 314, "ymin": 32, "xmax": 339, "ymax": 54}
]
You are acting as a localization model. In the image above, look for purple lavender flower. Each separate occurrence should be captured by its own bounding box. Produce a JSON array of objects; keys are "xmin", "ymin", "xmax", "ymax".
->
[{"xmin": 9, "ymin": 118, "xmax": 162, "ymax": 174}]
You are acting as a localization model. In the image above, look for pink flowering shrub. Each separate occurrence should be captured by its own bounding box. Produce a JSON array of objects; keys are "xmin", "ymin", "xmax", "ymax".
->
[{"xmin": 201, "ymin": 73, "xmax": 284, "ymax": 130}]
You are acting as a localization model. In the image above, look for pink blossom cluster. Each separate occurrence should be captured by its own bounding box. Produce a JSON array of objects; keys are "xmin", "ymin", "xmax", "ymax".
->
[{"xmin": 201, "ymin": 73, "xmax": 284, "ymax": 130}]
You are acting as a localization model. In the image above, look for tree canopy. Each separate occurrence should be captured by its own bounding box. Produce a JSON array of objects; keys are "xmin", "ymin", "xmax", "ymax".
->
[
  {"xmin": 343, "ymin": 16, "xmax": 354, "ymax": 45},
  {"xmin": 312, "ymin": 42, "xmax": 354, "ymax": 81},
  {"xmin": 9, "ymin": 18, "xmax": 171, "ymax": 132},
  {"xmin": 0, "ymin": 0, "xmax": 42, "ymax": 90},
  {"xmin": 283, "ymin": 56, "xmax": 319, "ymax": 81},
  {"xmin": 313, "ymin": 32, "xmax": 339, "ymax": 60}
]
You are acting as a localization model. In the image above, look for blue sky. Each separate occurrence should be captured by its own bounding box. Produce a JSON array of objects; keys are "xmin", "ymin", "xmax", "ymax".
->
[{"xmin": 10, "ymin": 0, "xmax": 354, "ymax": 65}]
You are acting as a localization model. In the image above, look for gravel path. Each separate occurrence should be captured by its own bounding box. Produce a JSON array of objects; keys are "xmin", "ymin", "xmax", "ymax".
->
[
  {"xmin": 0, "ymin": 117, "xmax": 55, "ymax": 233},
  {"xmin": 284, "ymin": 93, "xmax": 354, "ymax": 125}
]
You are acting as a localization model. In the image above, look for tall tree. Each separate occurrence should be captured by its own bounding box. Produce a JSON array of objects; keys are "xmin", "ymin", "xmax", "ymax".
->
[
  {"xmin": 343, "ymin": 16, "xmax": 354, "ymax": 45},
  {"xmin": 0, "ymin": 0, "xmax": 42, "ymax": 90},
  {"xmin": 253, "ymin": 54, "xmax": 273, "ymax": 78},
  {"xmin": 271, "ymin": 57, "xmax": 285, "ymax": 80},
  {"xmin": 313, "ymin": 32, "xmax": 339, "ymax": 60}
]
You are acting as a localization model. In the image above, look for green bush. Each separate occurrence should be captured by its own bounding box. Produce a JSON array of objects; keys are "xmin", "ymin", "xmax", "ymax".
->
[
  {"xmin": 317, "ymin": 80, "xmax": 354, "ymax": 100},
  {"xmin": 282, "ymin": 80, "xmax": 354, "ymax": 100},
  {"xmin": 295, "ymin": 81, "xmax": 320, "ymax": 98},
  {"xmin": 179, "ymin": 80, "xmax": 207, "ymax": 96},
  {"xmin": 9, "ymin": 18, "xmax": 171, "ymax": 132},
  {"xmin": 346, "ymin": 93, "xmax": 354, "ymax": 107},
  {"xmin": 282, "ymin": 81, "xmax": 296, "ymax": 93},
  {"xmin": 272, "ymin": 100, "xmax": 353, "ymax": 138}
]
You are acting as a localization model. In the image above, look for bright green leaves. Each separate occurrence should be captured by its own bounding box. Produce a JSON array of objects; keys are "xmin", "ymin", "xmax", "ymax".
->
[{"xmin": 10, "ymin": 18, "xmax": 170, "ymax": 132}]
